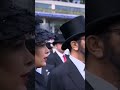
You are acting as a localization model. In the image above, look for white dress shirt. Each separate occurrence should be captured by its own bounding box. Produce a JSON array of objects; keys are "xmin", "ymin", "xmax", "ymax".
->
[
  {"xmin": 64, "ymin": 49, "xmax": 70, "ymax": 55},
  {"xmin": 36, "ymin": 68, "xmax": 42, "ymax": 74},
  {"xmin": 69, "ymin": 55, "xmax": 85, "ymax": 80},
  {"xmin": 55, "ymin": 49, "xmax": 65, "ymax": 63},
  {"xmin": 52, "ymin": 48, "xmax": 56, "ymax": 53}
]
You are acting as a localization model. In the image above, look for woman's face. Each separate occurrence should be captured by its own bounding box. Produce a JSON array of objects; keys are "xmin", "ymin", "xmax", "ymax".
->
[
  {"xmin": 35, "ymin": 44, "xmax": 49, "ymax": 68},
  {"xmin": 0, "ymin": 39, "xmax": 34, "ymax": 90}
]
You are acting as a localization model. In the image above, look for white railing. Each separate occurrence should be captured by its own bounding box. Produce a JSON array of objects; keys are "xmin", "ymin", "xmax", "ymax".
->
[{"xmin": 35, "ymin": 0, "xmax": 85, "ymax": 8}]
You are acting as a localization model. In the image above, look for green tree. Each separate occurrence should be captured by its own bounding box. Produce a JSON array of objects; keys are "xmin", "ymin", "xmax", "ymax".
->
[
  {"xmin": 62, "ymin": 0, "xmax": 68, "ymax": 2},
  {"xmin": 69, "ymin": 0, "xmax": 73, "ymax": 2},
  {"xmin": 80, "ymin": 0, "xmax": 85, "ymax": 4}
]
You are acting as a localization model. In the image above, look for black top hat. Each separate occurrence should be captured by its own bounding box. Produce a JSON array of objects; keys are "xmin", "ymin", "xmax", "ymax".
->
[
  {"xmin": 86, "ymin": 0, "xmax": 120, "ymax": 35},
  {"xmin": 53, "ymin": 34, "xmax": 65, "ymax": 45},
  {"xmin": 60, "ymin": 16, "xmax": 85, "ymax": 50}
]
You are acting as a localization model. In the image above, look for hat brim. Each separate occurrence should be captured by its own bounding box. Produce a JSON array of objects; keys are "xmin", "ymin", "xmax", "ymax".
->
[
  {"xmin": 86, "ymin": 13, "xmax": 120, "ymax": 35},
  {"xmin": 53, "ymin": 40, "xmax": 65, "ymax": 45},
  {"xmin": 62, "ymin": 33, "xmax": 85, "ymax": 50}
]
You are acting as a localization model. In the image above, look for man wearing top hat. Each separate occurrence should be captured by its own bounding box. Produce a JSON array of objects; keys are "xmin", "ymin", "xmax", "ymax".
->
[
  {"xmin": 47, "ymin": 34, "xmax": 69, "ymax": 67},
  {"xmin": 47, "ymin": 16, "xmax": 85, "ymax": 90},
  {"xmin": 86, "ymin": 0, "xmax": 120, "ymax": 89}
]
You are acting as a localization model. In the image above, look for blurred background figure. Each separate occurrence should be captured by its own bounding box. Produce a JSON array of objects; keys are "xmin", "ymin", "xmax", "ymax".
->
[
  {"xmin": 47, "ymin": 34, "xmax": 69, "ymax": 68},
  {"xmin": 0, "ymin": 0, "xmax": 34, "ymax": 90},
  {"xmin": 86, "ymin": 0, "xmax": 120, "ymax": 89}
]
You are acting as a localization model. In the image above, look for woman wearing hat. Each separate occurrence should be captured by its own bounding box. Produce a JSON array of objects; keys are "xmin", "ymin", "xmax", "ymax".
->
[
  {"xmin": 47, "ymin": 16, "xmax": 85, "ymax": 90},
  {"xmin": 0, "ymin": 1, "xmax": 34, "ymax": 90},
  {"xmin": 47, "ymin": 34, "xmax": 69, "ymax": 68},
  {"xmin": 34, "ymin": 28, "xmax": 50, "ymax": 90},
  {"xmin": 30, "ymin": 18, "xmax": 54, "ymax": 90}
]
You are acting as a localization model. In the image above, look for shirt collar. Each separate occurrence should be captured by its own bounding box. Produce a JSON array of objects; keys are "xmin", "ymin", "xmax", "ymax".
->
[
  {"xmin": 55, "ymin": 49, "xmax": 64, "ymax": 58},
  {"xmin": 36, "ymin": 68, "xmax": 42, "ymax": 74},
  {"xmin": 69, "ymin": 55, "xmax": 85, "ymax": 72}
]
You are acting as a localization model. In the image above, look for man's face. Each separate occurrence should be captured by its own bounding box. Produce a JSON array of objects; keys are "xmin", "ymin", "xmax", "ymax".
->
[
  {"xmin": 78, "ymin": 36, "xmax": 85, "ymax": 54},
  {"xmin": 35, "ymin": 44, "xmax": 49, "ymax": 67},
  {"xmin": 104, "ymin": 31, "xmax": 120, "ymax": 69},
  {"xmin": 86, "ymin": 24, "xmax": 120, "ymax": 70},
  {"xmin": 70, "ymin": 35, "xmax": 85, "ymax": 61},
  {"xmin": 55, "ymin": 43, "xmax": 64, "ymax": 53},
  {"xmin": 0, "ymin": 39, "xmax": 34, "ymax": 90}
]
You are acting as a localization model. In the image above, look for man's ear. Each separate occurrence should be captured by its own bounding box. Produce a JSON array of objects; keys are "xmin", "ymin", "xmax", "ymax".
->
[
  {"xmin": 86, "ymin": 35, "xmax": 104, "ymax": 58},
  {"xmin": 70, "ymin": 41, "xmax": 79, "ymax": 51}
]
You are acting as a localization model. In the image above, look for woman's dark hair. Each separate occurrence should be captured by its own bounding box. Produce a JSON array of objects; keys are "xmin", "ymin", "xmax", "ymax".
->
[{"xmin": 25, "ymin": 39, "xmax": 35, "ymax": 55}]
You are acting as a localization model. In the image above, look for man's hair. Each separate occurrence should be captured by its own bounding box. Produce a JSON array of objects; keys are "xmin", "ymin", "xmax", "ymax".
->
[
  {"xmin": 68, "ymin": 34, "xmax": 84, "ymax": 52},
  {"xmin": 86, "ymin": 21, "xmax": 120, "ymax": 58}
]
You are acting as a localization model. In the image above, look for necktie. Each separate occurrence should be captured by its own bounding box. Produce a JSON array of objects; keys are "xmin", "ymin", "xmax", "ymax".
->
[{"xmin": 63, "ymin": 55, "xmax": 67, "ymax": 62}]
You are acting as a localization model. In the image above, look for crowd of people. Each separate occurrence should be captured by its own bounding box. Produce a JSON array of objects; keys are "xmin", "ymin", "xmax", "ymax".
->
[
  {"xmin": 34, "ymin": 16, "xmax": 85, "ymax": 90},
  {"xmin": 0, "ymin": 0, "xmax": 120, "ymax": 90}
]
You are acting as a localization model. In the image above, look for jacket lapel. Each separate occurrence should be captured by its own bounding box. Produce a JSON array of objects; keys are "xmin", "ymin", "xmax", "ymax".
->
[
  {"xmin": 67, "ymin": 59, "xmax": 85, "ymax": 89},
  {"xmin": 35, "ymin": 72, "xmax": 46, "ymax": 86},
  {"xmin": 42, "ymin": 64, "xmax": 54, "ymax": 84},
  {"xmin": 85, "ymin": 80, "xmax": 94, "ymax": 90},
  {"xmin": 54, "ymin": 52, "xmax": 63, "ymax": 64}
]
